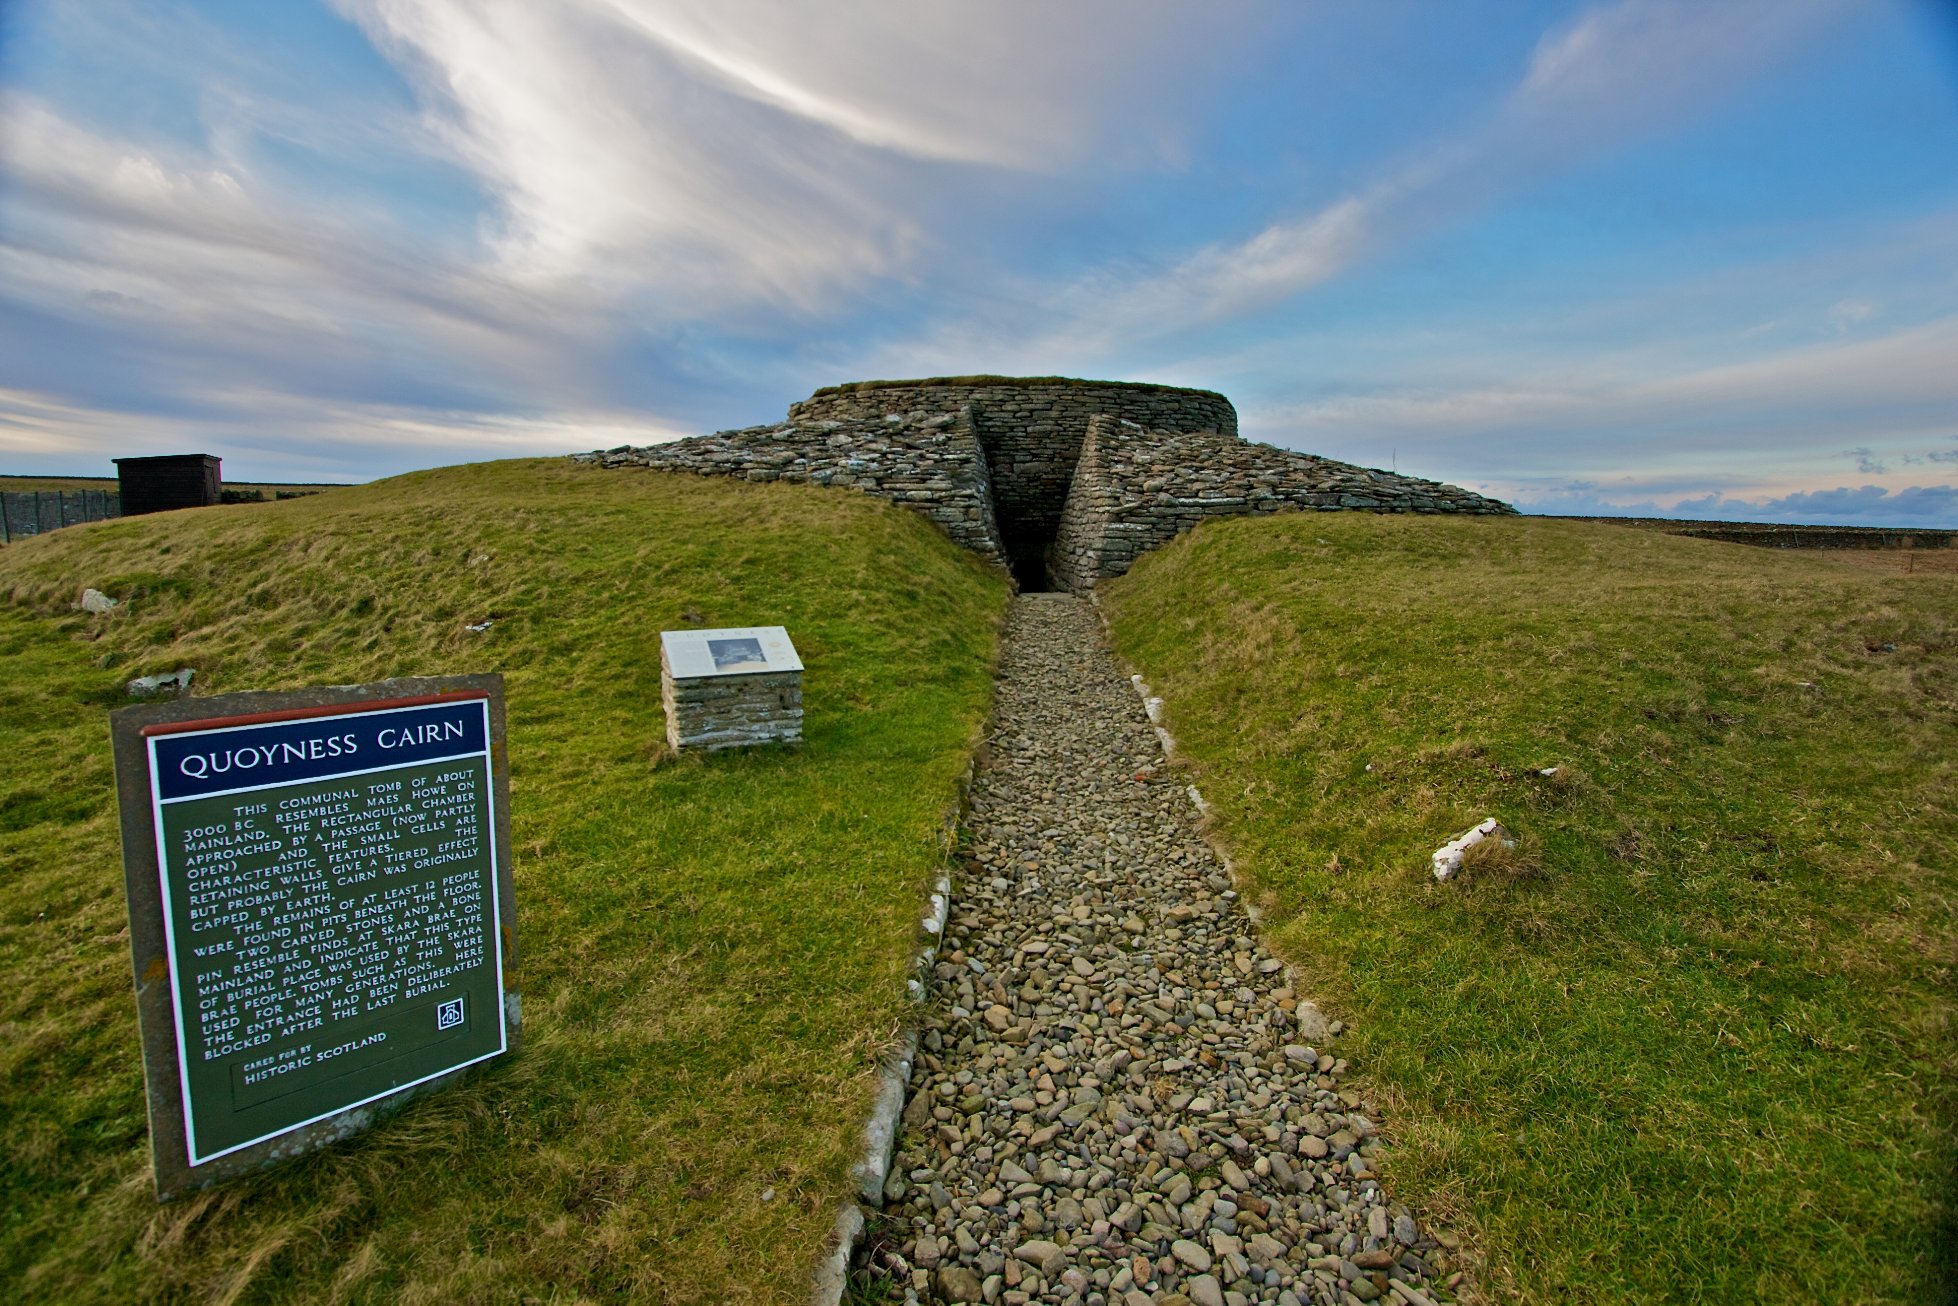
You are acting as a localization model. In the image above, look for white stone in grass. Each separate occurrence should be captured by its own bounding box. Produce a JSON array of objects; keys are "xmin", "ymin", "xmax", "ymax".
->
[
  {"xmin": 127, "ymin": 668, "xmax": 193, "ymax": 697},
  {"xmin": 79, "ymin": 588, "xmax": 118, "ymax": 613},
  {"xmin": 1431, "ymin": 818, "xmax": 1513, "ymax": 881}
]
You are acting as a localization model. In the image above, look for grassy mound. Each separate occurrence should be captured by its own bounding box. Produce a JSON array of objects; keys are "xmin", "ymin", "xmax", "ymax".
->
[
  {"xmin": 807, "ymin": 376, "xmax": 1227, "ymax": 399},
  {"xmin": 0, "ymin": 459, "xmax": 1008, "ymax": 1303},
  {"xmin": 1102, "ymin": 514, "xmax": 1956, "ymax": 1303}
]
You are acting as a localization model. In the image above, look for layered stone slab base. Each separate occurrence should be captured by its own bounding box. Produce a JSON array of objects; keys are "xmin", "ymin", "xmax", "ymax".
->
[{"xmin": 662, "ymin": 668, "xmax": 803, "ymax": 751}]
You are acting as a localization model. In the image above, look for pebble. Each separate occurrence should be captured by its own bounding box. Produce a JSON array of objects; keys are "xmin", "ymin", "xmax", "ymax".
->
[
  {"xmin": 874, "ymin": 595, "xmax": 1453, "ymax": 1304},
  {"xmin": 936, "ymin": 1265, "xmax": 983, "ymax": 1302}
]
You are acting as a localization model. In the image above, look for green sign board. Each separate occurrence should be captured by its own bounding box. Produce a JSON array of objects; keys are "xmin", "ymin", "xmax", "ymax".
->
[{"xmin": 112, "ymin": 676, "xmax": 519, "ymax": 1198}]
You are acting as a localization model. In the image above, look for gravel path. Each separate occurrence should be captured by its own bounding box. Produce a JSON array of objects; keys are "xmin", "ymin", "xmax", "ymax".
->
[{"xmin": 877, "ymin": 594, "xmax": 1461, "ymax": 1306}]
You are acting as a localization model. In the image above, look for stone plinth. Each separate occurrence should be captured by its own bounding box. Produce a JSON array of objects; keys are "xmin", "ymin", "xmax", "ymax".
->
[{"xmin": 659, "ymin": 626, "xmax": 804, "ymax": 751}]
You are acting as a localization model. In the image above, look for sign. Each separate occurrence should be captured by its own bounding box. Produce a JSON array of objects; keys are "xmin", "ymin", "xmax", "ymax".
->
[
  {"xmin": 659, "ymin": 625, "xmax": 803, "ymax": 679},
  {"xmin": 110, "ymin": 676, "xmax": 518, "ymax": 1198}
]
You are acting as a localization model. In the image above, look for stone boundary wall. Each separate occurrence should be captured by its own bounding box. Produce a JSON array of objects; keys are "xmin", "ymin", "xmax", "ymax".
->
[
  {"xmin": 581, "ymin": 408, "xmax": 1005, "ymax": 563},
  {"xmin": 1553, "ymin": 517, "xmax": 1958, "ymax": 551},
  {"xmin": 1051, "ymin": 416, "xmax": 1515, "ymax": 592},
  {"xmin": 789, "ymin": 379, "xmax": 1236, "ymax": 581}
]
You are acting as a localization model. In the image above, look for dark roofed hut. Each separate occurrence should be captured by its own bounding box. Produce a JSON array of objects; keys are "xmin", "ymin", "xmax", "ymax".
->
[{"xmin": 113, "ymin": 454, "xmax": 222, "ymax": 515}]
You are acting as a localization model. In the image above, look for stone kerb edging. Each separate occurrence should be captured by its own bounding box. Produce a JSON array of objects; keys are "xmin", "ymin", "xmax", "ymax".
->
[
  {"xmin": 1084, "ymin": 590, "xmax": 1471, "ymax": 1302},
  {"xmin": 1087, "ymin": 591, "xmax": 1237, "ymax": 908},
  {"xmin": 812, "ymin": 804, "xmax": 968, "ymax": 1306},
  {"xmin": 813, "ymin": 614, "xmax": 1010, "ymax": 1306}
]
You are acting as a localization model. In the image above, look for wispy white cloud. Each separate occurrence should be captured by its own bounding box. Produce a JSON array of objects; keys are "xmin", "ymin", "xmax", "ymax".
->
[
  {"xmin": 1254, "ymin": 315, "xmax": 1958, "ymax": 465},
  {"xmin": 2, "ymin": 96, "xmax": 554, "ymax": 335},
  {"xmin": 1228, "ymin": 304, "xmax": 1958, "ymax": 524},
  {"xmin": 1081, "ymin": 198, "xmax": 1377, "ymax": 334},
  {"xmin": 0, "ymin": 90, "xmax": 639, "ymax": 435},
  {"xmin": 579, "ymin": 0, "xmax": 1215, "ymax": 169},
  {"xmin": 1514, "ymin": 480, "xmax": 1958, "ymax": 528},
  {"xmin": 1513, "ymin": 0, "xmax": 1843, "ymax": 128},
  {"xmin": 0, "ymin": 0, "xmax": 1943, "ymax": 512},
  {"xmin": 332, "ymin": 0, "xmax": 1267, "ymax": 312},
  {"xmin": 0, "ymin": 384, "xmax": 686, "ymax": 481},
  {"xmin": 849, "ymin": 0, "xmax": 1859, "ymax": 373},
  {"xmin": 0, "ymin": 1, "xmax": 1293, "ymax": 471}
]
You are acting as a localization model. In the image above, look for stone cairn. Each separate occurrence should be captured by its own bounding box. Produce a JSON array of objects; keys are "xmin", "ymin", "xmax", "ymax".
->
[{"xmin": 580, "ymin": 376, "xmax": 1513, "ymax": 592}]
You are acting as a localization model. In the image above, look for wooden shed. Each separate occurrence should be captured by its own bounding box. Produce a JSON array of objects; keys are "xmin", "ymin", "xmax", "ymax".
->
[{"xmin": 113, "ymin": 454, "xmax": 222, "ymax": 515}]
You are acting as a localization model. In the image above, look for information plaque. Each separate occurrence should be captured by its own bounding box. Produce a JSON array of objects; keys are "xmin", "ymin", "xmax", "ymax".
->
[
  {"xmin": 110, "ymin": 676, "xmax": 519, "ymax": 1198},
  {"xmin": 658, "ymin": 625, "xmax": 803, "ymax": 679}
]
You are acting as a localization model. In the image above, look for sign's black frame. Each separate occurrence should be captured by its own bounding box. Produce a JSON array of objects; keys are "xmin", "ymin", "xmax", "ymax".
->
[{"xmin": 110, "ymin": 675, "xmax": 520, "ymax": 1199}]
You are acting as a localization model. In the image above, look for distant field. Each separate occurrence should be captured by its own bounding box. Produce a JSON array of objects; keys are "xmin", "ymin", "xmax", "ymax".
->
[
  {"xmin": 1551, "ymin": 513, "xmax": 1957, "ymax": 552},
  {"xmin": 0, "ymin": 460, "xmax": 1007, "ymax": 1302},
  {"xmin": 0, "ymin": 475, "xmax": 356, "ymax": 497},
  {"xmin": 1103, "ymin": 514, "xmax": 1956, "ymax": 1303}
]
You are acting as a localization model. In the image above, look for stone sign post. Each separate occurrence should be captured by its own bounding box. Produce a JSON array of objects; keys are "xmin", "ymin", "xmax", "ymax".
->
[
  {"xmin": 659, "ymin": 626, "xmax": 804, "ymax": 751},
  {"xmin": 110, "ymin": 675, "xmax": 519, "ymax": 1199}
]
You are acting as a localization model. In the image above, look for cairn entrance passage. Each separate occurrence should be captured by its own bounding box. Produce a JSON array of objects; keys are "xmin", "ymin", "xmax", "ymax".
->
[
  {"xmin": 873, "ymin": 595, "xmax": 1454, "ymax": 1305},
  {"xmin": 992, "ymin": 482, "xmax": 1071, "ymax": 592},
  {"xmin": 786, "ymin": 379, "xmax": 1242, "ymax": 591}
]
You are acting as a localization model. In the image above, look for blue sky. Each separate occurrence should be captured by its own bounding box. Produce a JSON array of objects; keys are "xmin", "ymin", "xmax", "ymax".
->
[{"xmin": 2, "ymin": 0, "xmax": 1955, "ymax": 524}]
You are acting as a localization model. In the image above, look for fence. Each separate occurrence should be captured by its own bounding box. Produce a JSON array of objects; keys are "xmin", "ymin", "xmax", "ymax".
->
[{"xmin": 1, "ymin": 490, "xmax": 122, "ymax": 544}]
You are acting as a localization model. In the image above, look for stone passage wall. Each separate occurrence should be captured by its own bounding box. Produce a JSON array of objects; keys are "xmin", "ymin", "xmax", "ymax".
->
[
  {"xmin": 1051, "ymin": 416, "xmax": 1514, "ymax": 591},
  {"xmin": 582, "ymin": 408, "xmax": 1005, "ymax": 563},
  {"xmin": 791, "ymin": 378, "xmax": 1236, "ymax": 585}
]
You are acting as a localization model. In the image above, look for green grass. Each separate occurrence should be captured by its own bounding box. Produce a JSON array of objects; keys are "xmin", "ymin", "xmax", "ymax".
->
[
  {"xmin": 1101, "ymin": 513, "xmax": 1957, "ymax": 1303},
  {"xmin": 807, "ymin": 376, "xmax": 1226, "ymax": 399},
  {"xmin": 0, "ymin": 459, "xmax": 1008, "ymax": 1303}
]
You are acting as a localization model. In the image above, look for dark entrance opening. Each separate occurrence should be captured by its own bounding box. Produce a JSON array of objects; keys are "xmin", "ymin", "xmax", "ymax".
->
[
  {"xmin": 998, "ymin": 506, "xmax": 1060, "ymax": 591},
  {"xmin": 973, "ymin": 410, "xmax": 1088, "ymax": 592}
]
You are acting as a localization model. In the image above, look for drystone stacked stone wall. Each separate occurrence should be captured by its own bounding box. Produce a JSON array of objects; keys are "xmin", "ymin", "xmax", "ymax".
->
[
  {"xmin": 789, "ymin": 379, "xmax": 1237, "ymax": 581},
  {"xmin": 1051, "ymin": 415, "xmax": 1515, "ymax": 591},
  {"xmin": 661, "ymin": 668, "xmax": 804, "ymax": 751},
  {"xmin": 582, "ymin": 407, "xmax": 1005, "ymax": 563}
]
